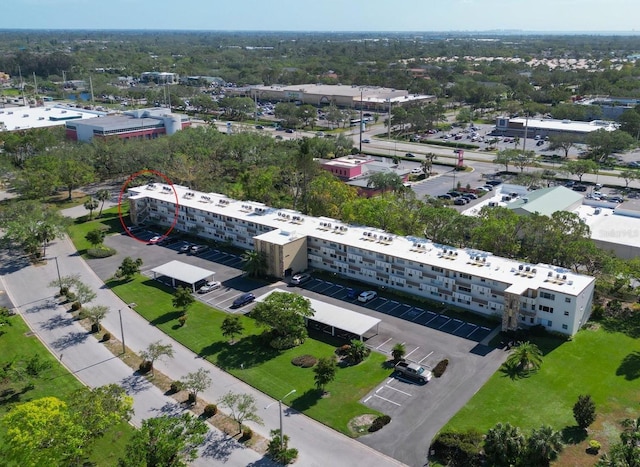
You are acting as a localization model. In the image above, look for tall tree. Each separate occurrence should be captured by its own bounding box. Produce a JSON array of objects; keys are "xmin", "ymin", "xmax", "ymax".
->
[
  {"xmin": 562, "ymin": 159, "xmax": 598, "ymax": 183},
  {"xmin": 95, "ymin": 189, "xmax": 111, "ymax": 217},
  {"xmin": 83, "ymin": 305, "xmax": 109, "ymax": 333},
  {"xmin": 85, "ymin": 228, "xmax": 106, "ymax": 247},
  {"xmin": 313, "ymin": 356, "xmax": 337, "ymax": 393},
  {"xmin": 250, "ymin": 291, "xmax": 314, "ymax": 348},
  {"xmin": 346, "ymin": 339, "xmax": 370, "ymax": 364},
  {"xmin": 221, "ymin": 315, "xmax": 244, "ymax": 344},
  {"xmin": 84, "ymin": 198, "xmax": 99, "ymax": 220},
  {"xmin": 180, "ymin": 369, "xmax": 212, "ymax": 403},
  {"xmin": 115, "ymin": 256, "xmax": 143, "ymax": 281},
  {"xmin": 70, "ymin": 384, "xmax": 133, "ymax": 443},
  {"xmin": 58, "ymin": 153, "xmax": 96, "ymax": 200},
  {"xmin": 172, "ymin": 286, "xmax": 195, "ymax": 315},
  {"xmin": 573, "ymin": 394, "xmax": 596, "ymax": 430},
  {"xmin": 218, "ymin": 392, "xmax": 263, "ymax": 434},
  {"xmin": 241, "ymin": 250, "xmax": 268, "ymax": 278},
  {"xmin": 506, "ymin": 341, "xmax": 543, "ymax": 373},
  {"xmin": 524, "ymin": 425, "xmax": 563, "ymax": 466},
  {"xmin": 140, "ymin": 341, "xmax": 175, "ymax": 377},
  {"xmin": 120, "ymin": 414, "xmax": 208, "ymax": 467},
  {"xmin": 548, "ymin": 133, "xmax": 576, "ymax": 158}
]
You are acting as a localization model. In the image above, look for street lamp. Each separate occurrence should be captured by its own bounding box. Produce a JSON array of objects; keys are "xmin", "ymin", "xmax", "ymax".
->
[
  {"xmin": 265, "ymin": 389, "xmax": 296, "ymax": 449},
  {"xmin": 118, "ymin": 302, "xmax": 137, "ymax": 355}
]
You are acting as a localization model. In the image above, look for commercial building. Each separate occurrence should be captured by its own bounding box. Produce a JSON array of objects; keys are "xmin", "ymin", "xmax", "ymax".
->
[
  {"xmin": 65, "ymin": 107, "xmax": 191, "ymax": 142},
  {"xmin": 128, "ymin": 183, "xmax": 595, "ymax": 336},
  {"xmin": 494, "ymin": 116, "xmax": 618, "ymax": 142},
  {"xmin": 230, "ymin": 84, "xmax": 435, "ymax": 111},
  {"xmin": 0, "ymin": 104, "xmax": 105, "ymax": 133},
  {"xmin": 140, "ymin": 72, "xmax": 179, "ymax": 84},
  {"xmin": 575, "ymin": 97, "xmax": 640, "ymax": 121},
  {"xmin": 506, "ymin": 186, "xmax": 584, "ymax": 216}
]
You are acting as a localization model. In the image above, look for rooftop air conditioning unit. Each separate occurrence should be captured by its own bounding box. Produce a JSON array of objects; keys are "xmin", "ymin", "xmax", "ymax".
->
[
  {"xmin": 525, "ymin": 266, "xmax": 530, "ymax": 272},
  {"xmin": 519, "ymin": 265, "xmax": 524, "ymax": 271},
  {"xmin": 532, "ymin": 268, "xmax": 536, "ymax": 273}
]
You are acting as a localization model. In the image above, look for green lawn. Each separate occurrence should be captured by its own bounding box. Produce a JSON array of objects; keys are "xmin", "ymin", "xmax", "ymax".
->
[
  {"xmin": 0, "ymin": 313, "xmax": 134, "ymax": 465},
  {"xmin": 443, "ymin": 326, "xmax": 640, "ymax": 461},
  {"xmin": 66, "ymin": 205, "xmax": 129, "ymax": 255},
  {"xmin": 109, "ymin": 275, "xmax": 389, "ymax": 435}
]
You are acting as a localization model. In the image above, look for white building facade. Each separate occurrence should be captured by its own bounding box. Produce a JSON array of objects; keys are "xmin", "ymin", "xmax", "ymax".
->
[{"xmin": 128, "ymin": 183, "xmax": 595, "ymax": 336}]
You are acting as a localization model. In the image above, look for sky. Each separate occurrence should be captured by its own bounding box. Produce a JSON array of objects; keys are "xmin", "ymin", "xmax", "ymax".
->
[{"xmin": 2, "ymin": 0, "xmax": 640, "ymax": 33}]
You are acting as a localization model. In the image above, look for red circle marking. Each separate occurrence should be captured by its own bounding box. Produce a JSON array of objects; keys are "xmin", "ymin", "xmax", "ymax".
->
[{"xmin": 117, "ymin": 170, "xmax": 180, "ymax": 243}]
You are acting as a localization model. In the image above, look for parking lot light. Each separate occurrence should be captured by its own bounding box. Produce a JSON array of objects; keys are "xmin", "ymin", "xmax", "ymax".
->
[{"xmin": 265, "ymin": 389, "xmax": 296, "ymax": 449}]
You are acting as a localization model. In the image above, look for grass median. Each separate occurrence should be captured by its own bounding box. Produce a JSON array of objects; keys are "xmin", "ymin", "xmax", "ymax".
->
[
  {"xmin": 0, "ymin": 312, "xmax": 133, "ymax": 465},
  {"xmin": 108, "ymin": 275, "xmax": 389, "ymax": 436}
]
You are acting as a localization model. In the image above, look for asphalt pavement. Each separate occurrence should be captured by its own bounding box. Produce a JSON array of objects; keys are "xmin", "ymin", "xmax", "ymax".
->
[{"xmin": 0, "ymin": 233, "xmax": 405, "ymax": 467}]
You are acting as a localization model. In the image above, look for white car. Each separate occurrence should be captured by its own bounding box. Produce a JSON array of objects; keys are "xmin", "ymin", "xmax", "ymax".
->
[
  {"xmin": 411, "ymin": 168, "xmax": 422, "ymax": 174},
  {"xmin": 291, "ymin": 273, "xmax": 311, "ymax": 285},
  {"xmin": 198, "ymin": 280, "xmax": 221, "ymax": 294},
  {"xmin": 358, "ymin": 290, "xmax": 378, "ymax": 303}
]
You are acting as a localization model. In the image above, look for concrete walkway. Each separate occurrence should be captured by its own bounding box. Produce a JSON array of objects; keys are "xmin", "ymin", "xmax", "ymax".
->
[{"xmin": 0, "ymin": 235, "xmax": 405, "ymax": 467}]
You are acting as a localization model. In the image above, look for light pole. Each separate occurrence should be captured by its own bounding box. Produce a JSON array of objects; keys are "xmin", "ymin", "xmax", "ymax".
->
[
  {"xmin": 50, "ymin": 256, "xmax": 61, "ymax": 287},
  {"xmin": 118, "ymin": 302, "xmax": 136, "ymax": 355},
  {"xmin": 266, "ymin": 389, "xmax": 296, "ymax": 449},
  {"xmin": 359, "ymin": 89, "xmax": 364, "ymax": 154}
]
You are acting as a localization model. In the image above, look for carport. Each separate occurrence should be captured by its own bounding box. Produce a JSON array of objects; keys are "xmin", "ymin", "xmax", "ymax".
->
[{"xmin": 150, "ymin": 260, "xmax": 215, "ymax": 292}]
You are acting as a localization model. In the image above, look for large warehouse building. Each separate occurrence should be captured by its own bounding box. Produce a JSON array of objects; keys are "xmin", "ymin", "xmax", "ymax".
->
[
  {"xmin": 128, "ymin": 183, "xmax": 595, "ymax": 336},
  {"xmin": 65, "ymin": 107, "xmax": 191, "ymax": 142},
  {"xmin": 494, "ymin": 116, "xmax": 618, "ymax": 142},
  {"xmin": 230, "ymin": 84, "xmax": 435, "ymax": 111}
]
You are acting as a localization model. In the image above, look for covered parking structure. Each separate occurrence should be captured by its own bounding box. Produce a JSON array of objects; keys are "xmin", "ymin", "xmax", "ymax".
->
[
  {"xmin": 150, "ymin": 260, "xmax": 215, "ymax": 292},
  {"xmin": 257, "ymin": 289, "xmax": 381, "ymax": 341}
]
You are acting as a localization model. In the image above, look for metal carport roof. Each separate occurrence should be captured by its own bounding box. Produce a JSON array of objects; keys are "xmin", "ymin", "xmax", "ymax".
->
[{"xmin": 150, "ymin": 260, "xmax": 215, "ymax": 292}]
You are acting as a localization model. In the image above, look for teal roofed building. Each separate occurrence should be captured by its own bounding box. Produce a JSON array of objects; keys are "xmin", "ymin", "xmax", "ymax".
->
[{"xmin": 506, "ymin": 186, "xmax": 584, "ymax": 216}]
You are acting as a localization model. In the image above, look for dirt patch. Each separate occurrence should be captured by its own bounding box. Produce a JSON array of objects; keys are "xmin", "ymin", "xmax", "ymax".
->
[{"xmin": 348, "ymin": 414, "xmax": 377, "ymax": 437}]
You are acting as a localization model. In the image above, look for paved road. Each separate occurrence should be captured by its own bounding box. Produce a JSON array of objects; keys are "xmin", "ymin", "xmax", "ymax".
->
[{"xmin": 0, "ymin": 235, "xmax": 405, "ymax": 467}]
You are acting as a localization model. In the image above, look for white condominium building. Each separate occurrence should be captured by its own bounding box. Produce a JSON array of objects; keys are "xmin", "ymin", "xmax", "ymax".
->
[{"xmin": 128, "ymin": 183, "xmax": 595, "ymax": 336}]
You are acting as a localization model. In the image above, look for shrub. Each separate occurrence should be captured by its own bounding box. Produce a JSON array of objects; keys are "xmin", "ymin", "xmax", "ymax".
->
[
  {"xmin": 431, "ymin": 430, "xmax": 483, "ymax": 467},
  {"xmin": 188, "ymin": 392, "xmax": 197, "ymax": 404},
  {"xmin": 433, "ymin": 359, "xmax": 449, "ymax": 378},
  {"xmin": 170, "ymin": 381, "xmax": 184, "ymax": 393},
  {"xmin": 102, "ymin": 332, "xmax": 111, "ymax": 342},
  {"xmin": 65, "ymin": 291, "xmax": 76, "ymax": 301},
  {"xmin": 588, "ymin": 439, "xmax": 601, "ymax": 454},
  {"xmin": 90, "ymin": 323, "xmax": 100, "ymax": 333},
  {"xmin": 71, "ymin": 301, "xmax": 82, "ymax": 311},
  {"xmin": 203, "ymin": 404, "xmax": 217, "ymax": 417},
  {"xmin": 178, "ymin": 315, "xmax": 187, "ymax": 327},
  {"xmin": 291, "ymin": 355, "xmax": 318, "ymax": 368},
  {"xmin": 87, "ymin": 247, "xmax": 117, "ymax": 258},
  {"xmin": 138, "ymin": 360, "xmax": 152, "ymax": 374},
  {"xmin": 59, "ymin": 286, "xmax": 69, "ymax": 296},
  {"xmin": 270, "ymin": 335, "xmax": 303, "ymax": 350},
  {"xmin": 336, "ymin": 344, "xmax": 351, "ymax": 356},
  {"xmin": 368, "ymin": 415, "xmax": 392, "ymax": 432},
  {"xmin": 242, "ymin": 426, "xmax": 253, "ymax": 440}
]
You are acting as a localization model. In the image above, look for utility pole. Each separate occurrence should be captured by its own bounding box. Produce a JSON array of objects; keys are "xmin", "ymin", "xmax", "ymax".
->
[{"xmin": 359, "ymin": 88, "xmax": 364, "ymax": 154}]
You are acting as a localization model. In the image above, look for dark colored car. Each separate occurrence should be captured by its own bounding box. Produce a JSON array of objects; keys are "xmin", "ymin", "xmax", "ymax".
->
[
  {"xmin": 454, "ymin": 198, "xmax": 468, "ymax": 205},
  {"xmin": 437, "ymin": 194, "xmax": 453, "ymax": 200},
  {"xmin": 285, "ymin": 128, "xmax": 294, "ymax": 134},
  {"xmin": 405, "ymin": 152, "xmax": 416, "ymax": 157},
  {"xmin": 485, "ymin": 180, "xmax": 503, "ymax": 186},
  {"xmin": 346, "ymin": 288, "xmax": 360, "ymax": 300},
  {"xmin": 572, "ymin": 185, "xmax": 588, "ymax": 192},
  {"xmin": 232, "ymin": 293, "xmax": 255, "ymax": 308}
]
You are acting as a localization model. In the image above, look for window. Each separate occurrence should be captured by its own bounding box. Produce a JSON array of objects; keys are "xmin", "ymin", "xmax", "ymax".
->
[
  {"xmin": 459, "ymin": 273, "xmax": 472, "ymax": 280},
  {"xmin": 564, "ymin": 311, "xmax": 569, "ymax": 316},
  {"xmin": 540, "ymin": 292, "xmax": 555, "ymax": 300},
  {"xmin": 547, "ymin": 320, "xmax": 552, "ymax": 327},
  {"xmin": 432, "ymin": 266, "xmax": 444, "ymax": 273},
  {"xmin": 562, "ymin": 324, "xmax": 568, "ymax": 330},
  {"xmin": 538, "ymin": 305, "xmax": 554, "ymax": 313},
  {"xmin": 565, "ymin": 297, "xmax": 571, "ymax": 303}
]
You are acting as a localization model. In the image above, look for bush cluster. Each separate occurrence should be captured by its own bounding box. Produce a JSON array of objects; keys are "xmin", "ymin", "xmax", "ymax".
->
[
  {"xmin": 71, "ymin": 301, "xmax": 82, "ymax": 311},
  {"xmin": 336, "ymin": 344, "xmax": 351, "ymax": 356},
  {"xmin": 203, "ymin": 404, "xmax": 217, "ymax": 417},
  {"xmin": 368, "ymin": 415, "xmax": 392, "ymax": 432},
  {"xmin": 433, "ymin": 359, "xmax": 449, "ymax": 378},
  {"xmin": 242, "ymin": 426, "xmax": 253, "ymax": 440},
  {"xmin": 87, "ymin": 247, "xmax": 117, "ymax": 258},
  {"xmin": 291, "ymin": 355, "xmax": 318, "ymax": 368},
  {"xmin": 170, "ymin": 381, "xmax": 184, "ymax": 393},
  {"xmin": 102, "ymin": 332, "xmax": 111, "ymax": 342},
  {"xmin": 430, "ymin": 430, "xmax": 483, "ymax": 467},
  {"xmin": 138, "ymin": 360, "xmax": 152, "ymax": 374}
]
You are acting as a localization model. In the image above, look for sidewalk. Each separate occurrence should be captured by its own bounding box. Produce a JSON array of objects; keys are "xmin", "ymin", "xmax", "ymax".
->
[{"xmin": 0, "ymin": 235, "xmax": 404, "ymax": 467}]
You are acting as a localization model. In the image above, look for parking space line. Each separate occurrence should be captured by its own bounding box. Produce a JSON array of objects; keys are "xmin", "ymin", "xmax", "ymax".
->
[
  {"xmin": 404, "ymin": 346, "xmax": 419, "ymax": 359},
  {"xmin": 438, "ymin": 317, "xmax": 452, "ymax": 329},
  {"xmin": 329, "ymin": 285, "xmax": 344, "ymax": 296},
  {"xmin": 374, "ymin": 299, "xmax": 388, "ymax": 310},
  {"xmin": 481, "ymin": 326, "xmax": 491, "ymax": 331},
  {"xmin": 386, "ymin": 303, "xmax": 403, "ymax": 314},
  {"xmin": 398, "ymin": 306, "xmax": 414, "ymax": 318},
  {"xmin": 376, "ymin": 337, "xmax": 392, "ymax": 350},
  {"xmin": 373, "ymin": 394, "xmax": 401, "ymax": 407},
  {"xmin": 418, "ymin": 351, "xmax": 434, "ymax": 364},
  {"xmin": 424, "ymin": 313, "xmax": 439, "ymax": 324},
  {"xmin": 453, "ymin": 322, "xmax": 466, "ymax": 333},
  {"xmin": 384, "ymin": 385, "xmax": 412, "ymax": 397},
  {"xmin": 411, "ymin": 311, "xmax": 425, "ymax": 321},
  {"xmin": 364, "ymin": 396, "xmax": 372, "ymax": 403}
]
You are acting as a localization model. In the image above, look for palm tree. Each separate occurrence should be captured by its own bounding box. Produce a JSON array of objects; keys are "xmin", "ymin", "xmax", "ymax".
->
[
  {"xmin": 84, "ymin": 198, "xmax": 99, "ymax": 220},
  {"xmin": 484, "ymin": 422, "xmax": 525, "ymax": 466},
  {"xmin": 525, "ymin": 425, "xmax": 563, "ymax": 466},
  {"xmin": 506, "ymin": 341, "xmax": 543, "ymax": 373},
  {"xmin": 346, "ymin": 339, "xmax": 370, "ymax": 364},
  {"xmin": 391, "ymin": 343, "xmax": 406, "ymax": 362},
  {"xmin": 241, "ymin": 250, "xmax": 268, "ymax": 278},
  {"xmin": 95, "ymin": 189, "xmax": 111, "ymax": 217}
]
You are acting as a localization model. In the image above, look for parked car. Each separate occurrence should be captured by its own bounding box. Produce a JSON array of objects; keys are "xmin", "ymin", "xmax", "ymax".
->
[
  {"xmin": 346, "ymin": 288, "xmax": 360, "ymax": 300},
  {"xmin": 476, "ymin": 186, "xmax": 490, "ymax": 192},
  {"xmin": 482, "ymin": 185, "xmax": 494, "ymax": 191},
  {"xmin": 232, "ymin": 293, "xmax": 255, "ymax": 308},
  {"xmin": 405, "ymin": 152, "xmax": 416, "ymax": 158},
  {"xmin": 291, "ymin": 273, "xmax": 311, "ymax": 285},
  {"xmin": 572, "ymin": 185, "xmax": 588, "ymax": 192},
  {"xmin": 179, "ymin": 244, "xmax": 194, "ymax": 253},
  {"xmin": 395, "ymin": 361, "xmax": 433, "ymax": 384},
  {"xmin": 454, "ymin": 198, "xmax": 468, "ymax": 205},
  {"xmin": 285, "ymin": 128, "xmax": 294, "ymax": 134},
  {"xmin": 198, "ymin": 280, "xmax": 221, "ymax": 294},
  {"xmin": 485, "ymin": 180, "xmax": 503, "ymax": 186},
  {"xmin": 411, "ymin": 168, "xmax": 422, "ymax": 174},
  {"xmin": 148, "ymin": 235, "xmax": 166, "ymax": 244},
  {"xmin": 255, "ymin": 125, "xmax": 264, "ymax": 130},
  {"xmin": 609, "ymin": 196, "xmax": 624, "ymax": 203},
  {"xmin": 437, "ymin": 194, "xmax": 453, "ymax": 200},
  {"xmin": 358, "ymin": 290, "xmax": 378, "ymax": 303},
  {"xmin": 462, "ymin": 193, "xmax": 478, "ymax": 200},
  {"xmin": 362, "ymin": 138, "xmax": 371, "ymax": 143},
  {"xmin": 275, "ymin": 135, "xmax": 283, "ymax": 140},
  {"xmin": 190, "ymin": 245, "xmax": 209, "ymax": 255}
]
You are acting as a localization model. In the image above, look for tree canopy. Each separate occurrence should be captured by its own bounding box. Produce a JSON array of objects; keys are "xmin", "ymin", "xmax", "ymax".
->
[{"xmin": 250, "ymin": 292, "xmax": 314, "ymax": 348}]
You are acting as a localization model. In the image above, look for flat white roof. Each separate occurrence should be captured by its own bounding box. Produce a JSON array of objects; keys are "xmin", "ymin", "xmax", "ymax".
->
[
  {"xmin": 150, "ymin": 260, "xmax": 214, "ymax": 284},
  {"xmin": 0, "ymin": 104, "xmax": 105, "ymax": 132},
  {"xmin": 507, "ymin": 117, "xmax": 617, "ymax": 133},
  {"xmin": 576, "ymin": 205, "xmax": 640, "ymax": 249},
  {"xmin": 130, "ymin": 183, "xmax": 594, "ymax": 296},
  {"xmin": 257, "ymin": 289, "xmax": 381, "ymax": 337}
]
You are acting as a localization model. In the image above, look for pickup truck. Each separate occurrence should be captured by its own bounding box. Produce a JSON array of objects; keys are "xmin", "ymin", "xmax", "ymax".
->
[{"xmin": 394, "ymin": 361, "xmax": 433, "ymax": 383}]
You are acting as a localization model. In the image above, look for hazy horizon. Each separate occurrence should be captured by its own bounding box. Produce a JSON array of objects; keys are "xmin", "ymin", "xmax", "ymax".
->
[{"xmin": 3, "ymin": 0, "xmax": 639, "ymax": 33}]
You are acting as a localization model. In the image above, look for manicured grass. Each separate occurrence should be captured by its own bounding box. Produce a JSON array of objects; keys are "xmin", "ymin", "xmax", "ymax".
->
[
  {"xmin": 109, "ymin": 275, "xmax": 388, "ymax": 435},
  {"xmin": 443, "ymin": 326, "xmax": 640, "ymax": 463},
  {"xmin": 0, "ymin": 313, "xmax": 134, "ymax": 464},
  {"xmin": 66, "ymin": 205, "xmax": 129, "ymax": 255}
]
